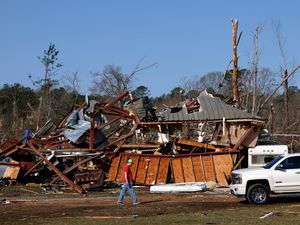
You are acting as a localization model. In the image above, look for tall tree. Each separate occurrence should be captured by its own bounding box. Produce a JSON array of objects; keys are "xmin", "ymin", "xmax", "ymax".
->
[
  {"xmin": 131, "ymin": 85, "xmax": 150, "ymax": 99},
  {"xmin": 169, "ymin": 87, "xmax": 185, "ymax": 98},
  {"xmin": 29, "ymin": 43, "xmax": 62, "ymax": 129}
]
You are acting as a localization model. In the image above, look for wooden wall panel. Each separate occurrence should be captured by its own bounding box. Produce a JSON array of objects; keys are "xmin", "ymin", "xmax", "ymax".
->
[
  {"xmin": 129, "ymin": 155, "xmax": 140, "ymax": 181},
  {"xmin": 171, "ymin": 158, "xmax": 184, "ymax": 183},
  {"xmin": 108, "ymin": 152, "xmax": 238, "ymax": 186},
  {"xmin": 116, "ymin": 155, "xmax": 128, "ymax": 182},
  {"xmin": 213, "ymin": 154, "xmax": 233, "ymax": 186},
  {"xmin": 108, "ymin": 155, "xmax": 120, "ymax": 181},
  {"xmin": 156, "ymin": 158, "xmax": 169, "ymax": 184},
  {"xmin": 181, "ymin": 157, "xmax": 195, "ymax": 182},
  {"xmin": 202, "ymin": 155, "xmax": 216, "ymax": 182},
  {"xmin": 135, "ymin": 156, "xmax": 147, "ymax": 184},
  {"xmin": 191, "ymin": 155, "xmax": 205, "ymax": 182},
  {"xmin": 145, "ymin": 157, "xmax": 160, "ymax": 185}
]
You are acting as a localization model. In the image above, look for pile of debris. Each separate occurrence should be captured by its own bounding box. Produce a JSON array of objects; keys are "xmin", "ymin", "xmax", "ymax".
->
[{"xmin": 0, "ymin": 91, "xmax": 266, "ymax": 193}]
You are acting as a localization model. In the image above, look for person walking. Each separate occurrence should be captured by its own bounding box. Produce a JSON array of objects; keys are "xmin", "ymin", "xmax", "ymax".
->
[{"xmin": 117, "ymin": 159, "xmax": 139, "ymax": 205}]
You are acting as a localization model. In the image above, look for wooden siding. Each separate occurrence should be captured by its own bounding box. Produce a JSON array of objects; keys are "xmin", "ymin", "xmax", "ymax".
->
[{"xmin": 108, "ymin": 151, "xmax": 238, "ymax": 186}]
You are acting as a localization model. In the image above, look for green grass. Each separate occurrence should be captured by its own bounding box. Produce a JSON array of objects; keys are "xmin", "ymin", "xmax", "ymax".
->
[{"xmin": 3, "ymin": 205, "xmax": 300, "ymax": 225}]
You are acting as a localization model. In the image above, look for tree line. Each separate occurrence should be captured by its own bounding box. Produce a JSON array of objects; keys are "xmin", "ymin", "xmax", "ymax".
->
[{"xmin": 1, "ymin": 27, "xmax": 300, "ymax": 146}]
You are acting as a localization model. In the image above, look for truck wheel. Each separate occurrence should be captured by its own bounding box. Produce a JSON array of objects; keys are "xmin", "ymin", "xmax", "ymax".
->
[{"xmin": 246, "ymin": 184, "xmax": 270, "ymax": 204}]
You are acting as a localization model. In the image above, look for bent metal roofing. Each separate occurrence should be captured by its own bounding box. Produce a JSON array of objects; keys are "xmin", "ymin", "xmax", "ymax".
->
[{"xmin": 160, "ymin": 94, "xmax": 265, "ymax": 123}]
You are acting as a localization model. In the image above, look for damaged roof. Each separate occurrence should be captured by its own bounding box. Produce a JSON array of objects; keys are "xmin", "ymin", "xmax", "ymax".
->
[{"xmin": 160, "ymin": 93, "xmax": 265, "ymax": 123}]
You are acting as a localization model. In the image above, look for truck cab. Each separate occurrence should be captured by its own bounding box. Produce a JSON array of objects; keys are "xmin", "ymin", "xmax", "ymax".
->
[{"xmin": 230, "ymin": 153, "xmax": 300, "ymax": 204}]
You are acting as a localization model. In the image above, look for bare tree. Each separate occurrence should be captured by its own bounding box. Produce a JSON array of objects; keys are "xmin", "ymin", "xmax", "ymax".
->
[
  {"xmin": 90, "ymin": 60, "xmax": 157, "ymax": 98},
  {"xmin": 273, "ymin": 19, "xmax": 289, "ymax": 129},
  {"xmin": 257, "ymin": 64, "xmax": 300, "ymax": 113},
  {"xmin": 251, "ymin": 26, "xmax": 262, "ymax": 115},
  {"xmin": 61, "ymin": 71, "xmax": 81, "ymax": 103},
  {"xmin": 180, "ymin": 72, "xmax": 223, "ymax": 98},
  {"xmin": 180, "ymin": 75, "xmax": 201, "ymax": 97},
  {"xmin": 61, "ymin": 71, "xmax": 80, "ymax": 93}
]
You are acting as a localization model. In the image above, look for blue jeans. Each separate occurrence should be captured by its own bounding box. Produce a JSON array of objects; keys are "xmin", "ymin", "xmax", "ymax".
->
[{"xmin": 117, "ymin": 182, "xmax": 137, "ymax": 203}]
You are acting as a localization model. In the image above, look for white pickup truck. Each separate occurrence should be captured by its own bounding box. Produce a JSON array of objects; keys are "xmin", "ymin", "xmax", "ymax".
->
[{"xmin": 230, "ymin": 153, "xmax": 300, "ymax": 204}]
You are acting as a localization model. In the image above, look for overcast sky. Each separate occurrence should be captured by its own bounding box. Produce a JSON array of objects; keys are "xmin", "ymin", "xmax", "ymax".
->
[{"xmin": 1, "ymin": 0, "xmax": 300, "ymax": 97}]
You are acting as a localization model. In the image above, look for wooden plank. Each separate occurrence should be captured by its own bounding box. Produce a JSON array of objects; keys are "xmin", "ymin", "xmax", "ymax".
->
[
  {"xmin": 171, "ymin": 158, "xmax": 184, "ymax": 183},
  {"xmin": 231, "ymin": 154, "xmax": 238, "ymax": 164},
  {"xmin": 181, "ymin": 157, "xmax": 195, "ymax": 182},
  {"xmin": 108, "ymin": 156, "xmax": 120, "ymax": 181},
  {"xmin": 128, "ymin": 155, "xmax": 140, "ymax": 181},
  {"xmin": 191, "ymin": 155, "xmax": 205, "ymax": 182},
  {"xmin": 176, "ymin": 139, "xmax": 225, "ymax": 151},
  {"xmin": 211, "ymin": 154, "xmax": 217, "ymax": 183},
  {"xmin": 213, "ymin": 154, "xmax": 234, "ymax": 186},
  {"xmin": 202, "ymin": 155, "xmax": 216, "ymax": 182},
  {"xmin": 156, "ymin": 158, "xmax": 169, "ymax": 184},
  {"xmin": 116, "ymin": 155, "xmax": 128, "ymax": 183},
  {"xmin": 3, "ymin": 166, "xmax": 20, "ymax": 179},
  {"xmin": 153, "ymin": 157, "xmax": 161, "ymax": 184},
  {"xmin": 135, "ymin": 156, "xmax": 148, "ymax": 184},
  {"xmin": 145, "ymin": 157, "xmax": 160, "ymax": 185}
]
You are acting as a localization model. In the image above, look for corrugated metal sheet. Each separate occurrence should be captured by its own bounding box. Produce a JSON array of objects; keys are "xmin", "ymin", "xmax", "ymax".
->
[{"xmin": 160, "ymin": 95, "xmax": 263, "ymax": 121}]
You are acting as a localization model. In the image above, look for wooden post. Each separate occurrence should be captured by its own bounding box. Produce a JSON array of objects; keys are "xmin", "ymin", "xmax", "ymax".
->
[
  {"xmin": 89, "ymin": 117, "xmax": 95, "ymax": 149},
  {"xmin": 27, "ymin": 141, "xmax": 85, "ymax": 194}
]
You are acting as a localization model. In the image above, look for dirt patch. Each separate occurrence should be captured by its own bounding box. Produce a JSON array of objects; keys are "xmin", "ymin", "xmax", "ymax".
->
[{"xmin": 0, "ymin": 188, "xmax": 243, "ymax": 220}]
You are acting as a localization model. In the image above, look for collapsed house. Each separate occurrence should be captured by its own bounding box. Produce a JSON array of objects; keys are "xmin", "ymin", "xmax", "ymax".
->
[
  {"xmin": 0, "ymin": 91, "xmax": 266, "ymax": 193},
  {"xmin": 109, "ymin": 91, "xmax": 266, "ymax": 187}
]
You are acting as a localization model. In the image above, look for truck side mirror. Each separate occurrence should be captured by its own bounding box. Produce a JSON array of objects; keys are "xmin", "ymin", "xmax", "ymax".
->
[{"xmin": 275, "ymin": 164, "xmax": 285, "ymax": 171}]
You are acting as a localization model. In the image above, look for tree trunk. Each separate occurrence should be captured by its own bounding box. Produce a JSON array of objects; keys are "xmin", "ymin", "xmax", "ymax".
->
[
  {"xmin": 283, "ymin": 69, "xmax": 289, "ymax": 131},
  {"xmin": 232, "ymin": 19, "xmax": 240, "ymax": 107},
  {"xmin": 269, "ymin": 103, "xmax": 275, "ymax": 133},
  {"xmin": 252, "ymin": 26, "xmax": 259, "ymax": 115}
]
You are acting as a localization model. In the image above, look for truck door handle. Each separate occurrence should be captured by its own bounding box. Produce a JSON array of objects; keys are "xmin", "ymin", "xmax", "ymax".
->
[{"xmin": 295, "ymin": 172, "xmax": 300, "ymax": 174}]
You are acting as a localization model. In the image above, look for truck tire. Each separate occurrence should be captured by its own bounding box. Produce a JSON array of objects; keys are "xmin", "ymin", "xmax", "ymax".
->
[{"xmin": 246, "ymin": 184, "xmax": 270, "ymax": 204}]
